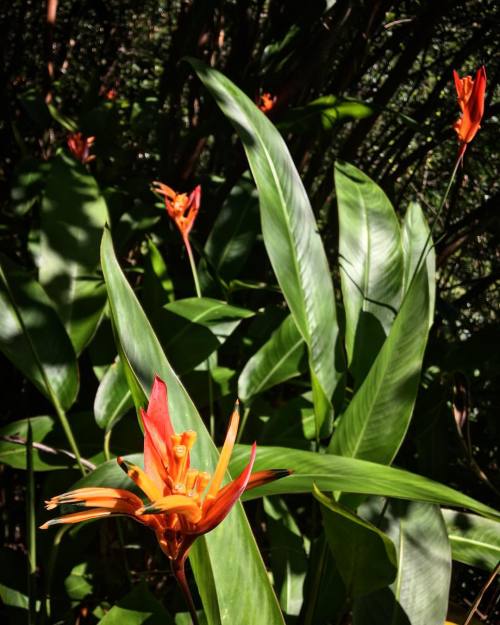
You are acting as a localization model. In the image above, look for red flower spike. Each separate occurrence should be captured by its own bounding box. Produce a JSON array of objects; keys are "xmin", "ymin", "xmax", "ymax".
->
[
  {"xmin": 258, "ymin": 92, "xmax": 277, "ymax": 113},
  {"xmin": 67, "ymin": 132, "xmax": 95, "ymax": 164},
  {"xmin": 453, "ymin": 66, "xmax": 486, "ymax": 156},
  {"xmin": 41, "ymin": 376, "xmax": 290, "ymax": 565},
  {"xmin": 152, "ymin": 181, "xmax": 202, "ymax": 244}
]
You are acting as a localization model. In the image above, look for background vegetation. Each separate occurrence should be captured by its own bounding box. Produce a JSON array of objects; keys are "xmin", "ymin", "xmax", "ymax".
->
[{"xmin": 0, "ymin": 1, "xmax": 498, "ymax": 624}]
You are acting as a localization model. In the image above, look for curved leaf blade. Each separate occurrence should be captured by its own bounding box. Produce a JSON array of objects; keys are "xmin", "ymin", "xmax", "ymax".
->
[
  {"xmin": 335, "ymin": 161, "xmax": 404, "ymax": 385},
  {"xmin": 443, "ymin": 509, "xmax": 500, "ymax": 571},
  {"xmin": 189, "ymin": 58, "xmax": 342, "ymax": 432},
  {"xmin": 329, "ymin": 264, "xmax": 429, "ymax": 464},
  {"xmin": 230, "ymin": 445, "xmax": 500, "ymax": 521},
  {"xmin": 100, "ymin": 228, "xmax": 284, "ymax": 625},
  {"xmin": 94, "ymin": 356, "xmax": 133, "ymax": 431},
  {"xmin": 0, "ymin": 256, "xmax": 79, "ymax": 410}
]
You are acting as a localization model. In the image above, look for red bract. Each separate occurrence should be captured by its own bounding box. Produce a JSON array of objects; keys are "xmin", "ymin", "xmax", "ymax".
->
[
  {"xmin": 453, "ymin": 66, "xmax": 486, "ymax": 155},
  {"xmin": 67, "ymin": 132, "xmax": 95, "ymax": 164},
  {"xmin": 41, "ymin": 376, "xmax": 290, "ymax": 568},
  {"xmin": 152, "ymin": 181, "xmax": 201, "ymax": 246},
  {"xmin": 259, "ymin": 92, "xmax": 277, "ymax": 113}
]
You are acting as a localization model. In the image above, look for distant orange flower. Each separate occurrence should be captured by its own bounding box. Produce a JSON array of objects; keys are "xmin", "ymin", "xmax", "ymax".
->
[
  {"xmin": 153, "ymin": 182, "xmax": 201, "ymax": 245},
  {"xmin": 105, "ymin": 88, "xmax": 118, "ymax": 100},
  {"xmin": 41, "ymin": 376, "xmax": 289, "ymax": 619},
  {"xmin": 67, "ymin": 132, "xmax": 95, "ymax": 164},
  {"xmin": 453, "ymin": 66, "xmax": 486, "ymax": 155},
  {"xmin": 259, "ymin": 92, "xmax": 277, "ymax": 113}
]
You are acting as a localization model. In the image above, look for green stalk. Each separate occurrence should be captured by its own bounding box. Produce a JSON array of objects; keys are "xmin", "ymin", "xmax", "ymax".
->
[
  {"xmin": 43, "ymin": 526, "xmax": 68, "ymax": 622},
  {"xmin": 27, "ymin": 419, "xmax": 37, "ymax": 625},
  {"xmin": 184, "ymin": 236, "xmax": 216, "ymax": 437},
  {"xmin": 171, "ymin": 558, "xmax": 200, "ymax": 625}
]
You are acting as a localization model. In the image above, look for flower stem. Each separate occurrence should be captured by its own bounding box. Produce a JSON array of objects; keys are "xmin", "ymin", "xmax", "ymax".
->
[
  {"xmin": 184, "ymin": 236, "xmax": 215, "ymax": 437},
  {"xmin": 171, "ymin": 558, "xmax": 200, "ymax": 625},
  {"xmin": 27, "ymin": 419, "xmax": 37, "ymax": 625}
]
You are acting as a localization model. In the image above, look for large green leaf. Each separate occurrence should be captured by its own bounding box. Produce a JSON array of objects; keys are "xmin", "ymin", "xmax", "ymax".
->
[
  {"xmin": 238, "ymin": 314, "xmax": 306, "ymax": 403},
  {"xmin": 315, "ymin": 487, "xmax": 397, "ymax": 598},
  {"xmin": 230, "ymin": 445, "xmax": 500, "ymax": 521},
  {"xmin": 353, "ymin": 502, "xmax": 451, "ymax": 625},
  {"xmin": 189, "ymin": 59, "xmax": 342, "ymax": 434},
  {"xmin": 0, "ymin": 416, "xmax": 63, "ymax": 470},
  {"xmin": 402, "ymin": 201, "xmax": 436, "ymax": 328},
  {"xmin": 335, "ymin": 161, "xmax": 404, "ymax": 386},
  {"xmin": 100, "ymin": 228, "xmax": 284, "ymax": 625},
  {"xmin": 329, "ymin": 264, "xmax": 429, "ymax": 464},
  {"xmin": 443, "ymin": 509, "xmax": 500, "ymax": 571},
  {"xmin": 40, "ymin": 152, "xmax": 108, "ymax": 354},
  {"xmin": 199, "ymin": 175, "xmax": 260, "ymax": 290},
  {"xmin": 0, "ymin": 256, "xmax": 78, "ymax": 410}
]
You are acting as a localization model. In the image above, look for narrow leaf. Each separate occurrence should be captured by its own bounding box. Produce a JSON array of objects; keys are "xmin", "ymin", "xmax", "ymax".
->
[
  {"xmin": 443, "ymin": 509, "xmax": 500, "ymax": 571},
  {"xmin": 94, "ymin": 356, "xmax": 133, "ymax": 431}
]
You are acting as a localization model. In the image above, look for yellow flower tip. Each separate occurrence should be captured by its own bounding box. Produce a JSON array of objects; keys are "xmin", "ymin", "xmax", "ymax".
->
[
  {"xmin": 39, "ymin": 522, "xmax": 49, "ymax": 530},
  {"xmin": 173, "ymin": 483, "xmax": 187, "ymax": 495},
  {"xmin": 181, "ymin": 430, "xmax": 197, "ymax": 450},
  {"xmin": 45, "ymin": 501, "xmax": 58, "ymax": 510},
  {"xmin": 174, "ymin": 445, "xmax": 186, "ymax": 459}
]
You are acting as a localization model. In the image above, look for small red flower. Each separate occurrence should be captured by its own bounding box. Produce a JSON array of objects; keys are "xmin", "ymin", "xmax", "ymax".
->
[
  {"xmin": 105, "ymin": 88, "xmax": 118, "ymax": 101},
  {"xmin": 453, "ymin": 66, "xmax": 486, "ymax": 155},
  {"xmin": 67, "ymin": 132, "xmax": 95, "ymax": 164},
  {"xmin": 153, "ymin": 182, "xmax": 201, "ymax": 245},
  {"xmin": 258, "ymin": 92, "xmax": 277, "ymax": 113}
]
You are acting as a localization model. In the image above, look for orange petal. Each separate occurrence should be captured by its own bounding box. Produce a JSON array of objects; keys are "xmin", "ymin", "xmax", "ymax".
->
[
  {"xmin": 194, "ymin": 443, "xmax": 257, "ymax": 535},
  {"xmin": 45, "ymin": 487, "xmax": 143, "ymax": 510},
  {"xmin": 117, "ymin": 457, "xmax": 163, "ymax": 502},
  {"xmin": 142, "ymin": 376, "xmax": 175, "ymax": 467},
  {"xmin": 242, "ymin": 468, "xmax": 292, "ymax": 492},
  {"xmin": 40, "ymin": 508, "xmax": 116, "ymax": 529},
  {"xmin": 142, "ymin": 408, "xmax": 170, "ymax": 493},
  {"xmin": 153, "ymin": 181, "xmax": 176, "ymax": 200},
  {"xmin": 206, "ymin": 402, "xmax": 240, "ymax": 499},
  {"xmin": 138, "ymin": 494, "xmax": 202, "ymax": 523}
]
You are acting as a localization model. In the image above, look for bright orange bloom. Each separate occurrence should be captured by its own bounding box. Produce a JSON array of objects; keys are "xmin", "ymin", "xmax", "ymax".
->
[
  {"xmin": 152, "ymin": 182, "xmax": 201, "ymax": 244},
  {"xmin": 41, "ymin": 376, "xmax": 289, "ymax": 568},
  {"xmin": 105, "ymin": 88, "xmax": 118, "ymax": 100},
  {"xmin": 259, "ymin": 92, "xmax": 277, "ymax": 113},
  {"xmin": 453, "ymin": 66, "xmax": 486, "ymax": 152},
  {"xmin": 67, "ymin": 132, "xmax": 95, "ymax": 164}
]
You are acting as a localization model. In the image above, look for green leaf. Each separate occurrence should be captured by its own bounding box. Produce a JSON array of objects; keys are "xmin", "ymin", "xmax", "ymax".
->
[
  {"xmin": 100, "ymin": 228, "xmax": 284, "ymax": 625},
  {"xmin": 230, "ymin": 445, "xmax": 500, "ymax": 521},
  {"xmin": 402, "ymin": 201, "xmax": 436, "ymax": 328},
  {"xmin": 158, "ymin": 297, "xmax": 254, "ymax": 375},
  {"xmin": 443, "ymin": 509, "xmax": 500, "ymax": 571},
  {"xmin": 94, "ymin": 356, "xmax": 133, "ymax": 431},
  {"xmin": 189, "ymin": 58, "xmax": 342, "ymax": 434},
  {"xmin": 40, "ymin": 153, "xmax": 108, "ymax": 354},
  {"xmin": 353, "ymin": 501, "xmax": 451, "ymax": 625},
  {"xmin": 0, "ymin": 416, "xmax": 61, "ymax": 470},
  {"xmin": 97, "ymin": 583, "xmax": 175, "ymax": 625},
  {"xmin": 264, "ymin": 496, "xmax": 308, "ymax": 616},
  {"xmin": 279, "ymin": 95, "xmax": 373, "ymax": 133},
  {"xmin": 314, "ymin": 486, "xmax": 397, "ymax": 598},
  {"xmin": 64, "ymin": 562, "xmax": 93, "ymax": 601},
  {"xmin": 200, "ymin": 175, "xmax": 260, "ymax": 289},
  {"xmin": 335, "ymin": 161, "xmax": 404, "ymax": 385},
  {"xmin": 328, "ymin": 264, "xmax": 429, "ymax": 464},
  {"xmin": 0, "ymin": 256, "xmax": 79, "ymax": 410},
  {"xmin": 238, "ymin": 314, "xmax": 306, "ymax": 403},
  {"xmin": 0, "ymin": 547, "xmax": 29, "ymax": 610}
]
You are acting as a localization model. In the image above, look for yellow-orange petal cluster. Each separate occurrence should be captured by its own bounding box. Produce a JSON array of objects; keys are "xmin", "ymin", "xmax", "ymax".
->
[
  {"xmin": 152, "ymin": 181, "xmax": 201, "ymax": 244},
  {"xmin": 41, "ymin": 375, "xmax": 291, "ymax": 566},
  {"xmin": 67, "ymin": 132, "xmax": 95, "ymax": 164},
  {"xmin": 453, "ymin": 66, "xmax": 486, "ymax": 150},
  {"xmin": 258, "ymin": 92, "xmax": 277, "ymax": 113}
]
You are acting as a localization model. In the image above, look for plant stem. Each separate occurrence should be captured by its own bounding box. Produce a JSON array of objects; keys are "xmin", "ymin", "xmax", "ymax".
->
[
  {"xmin": 54, "ymin": 400, "xmax": 86, "ymax": 475},
  {"xmin": 104, "ymin": 429, "xmax": 112, "ymax": 461},
  {"xmin": 463, "ymin": 561, "xmax": 499, "ymax": 625},
  {"xmin": 184, "ymin": 235, "xmax": 216, "ymax": 437},
  {"xmin": 27, "ymin": 419, "xmax": 37, "ymax": 625},
  {"xmin": 43, "ymin": 526, "xmax": 68, "ymax": 623},
  {"xmin": 235, "ymin": 406, "xmax": 251, "ymax": 444},
  {"xmin": 171, "ymin": 558, "xmax": 200, "ymax": 625}
]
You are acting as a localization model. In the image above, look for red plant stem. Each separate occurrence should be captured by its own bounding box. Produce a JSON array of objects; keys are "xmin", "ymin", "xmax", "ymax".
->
[{"xmin": 171, "ymin": 558, "xmax": 200, "ymax": 625}]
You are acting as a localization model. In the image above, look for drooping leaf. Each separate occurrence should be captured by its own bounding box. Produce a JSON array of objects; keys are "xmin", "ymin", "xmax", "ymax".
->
[
  {"xmin": 328, "ymin": 264, "xmax": 429, "ymax": 465},
  {"xmin": 315, "ymin": 486, "xmax": 397, "ymax": 598},
  {"xmin": 335, "ymin": 160, "xmax": 404, "ymax": 385},
  {"xmin": 353, "ymin": 501, "xmax": 451, "ymax": 625},
  {"xmin": 402, "ymin": 201, "xmax": 436, "ymax": 328},
  {"xmin": 229, "ymin": 445, "xmax": 500, "ymax": 521},
  {"xmin": 94, "ymin": 356, "xmax": 133, "ymax": 431},
  {"xmin": 238, "ymin": 314, "xmax": 306, "ymax": 403},
  {"xmin": 189, "ymin": 58, "xmax": 342, "ymax": 435},
  {"xmin": 279, "ymin": 95, "xmax": 373, "ymax": 133},
  {"xmin": 100, "ymin": 228, "xmax": 284, "ymax": 625},
  {"xmin": 0, "ymin": 255, "xmax": 79, "ymax": 410},
  {"xmin": 264, "ymin": 496, "xmax": 309, "ymax": 616},
  {"xmin": 40, "ymin": 152, "xmax": 108, "ymax": 354},
  {"xmin": 443, "ymin": 509, "xmax": 500, "ymax": 571}
]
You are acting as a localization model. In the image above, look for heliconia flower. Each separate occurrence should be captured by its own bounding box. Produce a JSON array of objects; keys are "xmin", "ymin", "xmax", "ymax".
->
[
  {"xmin": 105, "ymin": 88, "xmax": 118, "ymax": 100},
  {"xmin": 67, "ymin": 132, "xmax": 95, "ymax": 164},
  {"xmin": 152, "ymin": 182, "xmax": 201, "ymax": 245},
  {"xmin": 258, "ymin": 92, "xmax": 277, "ymax": 113},
  {"xmin": 41, "ymin": 376, "xmax": 290, "ymax": 569},
  {"xmin": 453, "ymin": 66, "xmax": 486, "ymax": 156}
]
